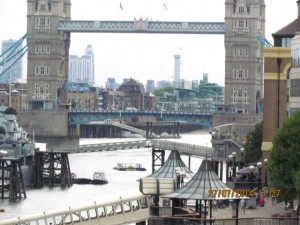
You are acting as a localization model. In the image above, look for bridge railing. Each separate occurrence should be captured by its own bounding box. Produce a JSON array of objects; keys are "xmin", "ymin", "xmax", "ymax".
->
[
  {"xmin": 48, "ymin": 140, "xmax": 148, "ymax": 154},
  {"xmin": 150, "ymin": 216, "xmax": 299, "ymax": 225},
  {"xmin": 151, "ymin": 140, "xmax": 217, "ymax": 158},
  {"xmin": 0, "ymin": 195, "xmax": 150, "ymax": 225}
]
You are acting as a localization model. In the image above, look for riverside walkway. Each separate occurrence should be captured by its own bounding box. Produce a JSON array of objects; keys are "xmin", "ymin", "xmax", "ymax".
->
[{"xmin": 0, "ymin": 194, "xmax": 297, "ymax": 225}]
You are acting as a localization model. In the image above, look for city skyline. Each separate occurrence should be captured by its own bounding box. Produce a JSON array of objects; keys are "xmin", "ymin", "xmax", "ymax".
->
[{"xmin": 0, "ymin": 0, "xmax": 297, "ymax": 87}]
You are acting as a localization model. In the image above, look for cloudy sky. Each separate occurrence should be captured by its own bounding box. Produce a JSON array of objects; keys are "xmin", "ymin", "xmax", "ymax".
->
[{"xmin": 0, "ymin": 0, "xmax": 297, "ymax": 86}]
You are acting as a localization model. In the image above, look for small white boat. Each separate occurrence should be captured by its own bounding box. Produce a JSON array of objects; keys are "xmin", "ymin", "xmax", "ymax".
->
[{"xmin": 91, "ymin": 171, "xmax": 108, "ymax": 185}]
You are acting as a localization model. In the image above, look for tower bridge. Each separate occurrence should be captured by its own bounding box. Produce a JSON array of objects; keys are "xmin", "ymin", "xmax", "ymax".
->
[{"xmin": 22, "ymin": 0, "xmax": 265, "ymax": 123}]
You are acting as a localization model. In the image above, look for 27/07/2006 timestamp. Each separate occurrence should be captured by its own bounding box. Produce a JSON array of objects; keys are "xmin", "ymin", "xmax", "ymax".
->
[{"xmin": 208, "ymin": 189, "xmax": 280, "ymax": 198}]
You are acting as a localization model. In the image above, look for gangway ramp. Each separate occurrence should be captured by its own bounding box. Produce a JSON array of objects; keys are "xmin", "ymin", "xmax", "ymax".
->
[
  {"xmin": 151, "ymin": 140, "xmax": 222, "ymax": 159},
  {"xmin": 108, "ymin": 120, "xmax": 149, "ymax": 138},
  {"xmin": 0, "ymin": 194, "xmax": 150, "ymax": 225}
]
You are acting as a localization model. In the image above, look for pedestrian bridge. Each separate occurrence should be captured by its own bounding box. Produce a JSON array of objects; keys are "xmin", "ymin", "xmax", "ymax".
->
[{"xmin": 0, "ymin": 195, "xmax": 150, "ymax": 225}]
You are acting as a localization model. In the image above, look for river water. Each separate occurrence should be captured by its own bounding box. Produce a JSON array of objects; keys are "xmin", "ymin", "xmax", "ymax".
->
[{"xmin": 0, "ymin": 130, "xmax": 211, "ymax": 221}]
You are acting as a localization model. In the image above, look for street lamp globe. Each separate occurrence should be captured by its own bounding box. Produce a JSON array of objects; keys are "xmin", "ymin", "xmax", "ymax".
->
[
  {"xmin": 179, "ymin": 171, "xmax": 186, "ymax": 179},
  {"xmin": 249, "ymin": 165, "xmax": 255, "ymax": 173},
  {"xmin": 228, "ymin": 154, "xmax": 233, "ymax": 160},
  {"xmin": 232, "ymin": 151, "xmax": 237, "ymax": 157},
  {"xmin": 240, "ymin": 147, "xmax": 245, "ymax": 153},
  {"xmin": 257, "ymin": 162, "xmax": 262, "ymax": 168},
  {"xmin": 264, "ymin": 158, "xmax": 268, "ymax": 164},
  {"xmin": 175, "ymin": 167, "xmax": 181, "ymax": 174}
]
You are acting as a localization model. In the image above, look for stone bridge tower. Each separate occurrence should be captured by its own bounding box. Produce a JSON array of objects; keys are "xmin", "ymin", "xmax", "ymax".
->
[
  {"xmin": 224, "ymin": 0, "xmax": 265, "ymax": 115},
  {"xmin": 27, "ymin": 0, "xmax": 71, "ymax": 109}
]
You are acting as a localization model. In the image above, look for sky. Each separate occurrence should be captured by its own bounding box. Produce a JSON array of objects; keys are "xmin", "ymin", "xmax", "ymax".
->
[{"xmin": 0, "ymin": 0, "xmax": 297, "ymax": 87}]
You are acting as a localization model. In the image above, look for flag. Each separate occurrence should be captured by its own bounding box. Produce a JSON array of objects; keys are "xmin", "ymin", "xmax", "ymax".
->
[
  {"xmin": 163, "ymin": 2, "xmax": 167, "ymax": 10},
  {"xmin": 120, "ymin": 2, "xmax": 123, "ymax": 11}
]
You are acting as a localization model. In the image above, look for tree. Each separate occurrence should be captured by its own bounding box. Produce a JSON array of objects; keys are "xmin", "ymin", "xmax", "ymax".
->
[
  {"xmin": 244, "ymin": 122, "xmax": 262, "ymax": 164},
  {"xmin": 153, "ymin": 87, "xmax": 174, "ymax": 97},
  {"xmin": 268, "ymin": 109, "xmax": 300, "ymax": 212}
]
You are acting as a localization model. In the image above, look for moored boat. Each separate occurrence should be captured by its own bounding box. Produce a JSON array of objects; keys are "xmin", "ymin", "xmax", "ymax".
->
[
  {"xmin": 113, "ymin": 163, "xmax": 146, "ymax": 171},
  {"xmin": 91, "ymin": 171, "xmax": 108, "ymax": 185}
]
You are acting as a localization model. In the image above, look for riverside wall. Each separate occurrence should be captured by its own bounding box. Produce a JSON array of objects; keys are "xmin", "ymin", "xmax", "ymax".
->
[
  {"xmin": 18, "ymin": 110, "xmax": 70, "ymax": 137},
  {"xmin": 17, "ymin": 110, "xmax": 204, "ymax": 138}
]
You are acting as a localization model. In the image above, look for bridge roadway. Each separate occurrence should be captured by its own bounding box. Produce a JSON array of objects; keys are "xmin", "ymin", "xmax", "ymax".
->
[{"xmin": 68, "ymin": 110, "xmax": 212, "ymax": 127}]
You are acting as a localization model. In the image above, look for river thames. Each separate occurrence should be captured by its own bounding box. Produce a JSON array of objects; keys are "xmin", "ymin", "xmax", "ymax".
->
[{"xmin": 0, "ymin": 130, "xmax": 211, "ymax": 221}]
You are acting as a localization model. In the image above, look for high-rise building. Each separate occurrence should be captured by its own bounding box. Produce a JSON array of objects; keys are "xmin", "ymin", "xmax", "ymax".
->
[
  {"xmin": 173, "ymin": 55, "xmax": 181, "ymax": 87},
  {"xmin": 69, "ymin": 45, "xmax": 95, "ymax": 84},
  {"xmin": 157, "ymin": 80, "xmax": 172, "ymax": 89},
  {"xmin": 146, "ymin": 80, "xmax": 155, "ymax": 93},
  {"xmin": 1, "ymin": 39, "xmax": 23, "ymax": 83},
  {"xmin": 106, "ymin": 78, "xmax": 119, "ymax": 90}
]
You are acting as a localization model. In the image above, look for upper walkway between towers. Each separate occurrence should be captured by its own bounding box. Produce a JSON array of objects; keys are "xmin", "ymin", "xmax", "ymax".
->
[{"xmin": 57, "ymin": 19, "xmax": 225, "ymax": 34}]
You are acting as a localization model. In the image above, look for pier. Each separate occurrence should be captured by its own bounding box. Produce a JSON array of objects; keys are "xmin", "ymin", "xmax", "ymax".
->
[{"xmin": 0, "ymin": 158, "xmax": 26, "ymax": 200}]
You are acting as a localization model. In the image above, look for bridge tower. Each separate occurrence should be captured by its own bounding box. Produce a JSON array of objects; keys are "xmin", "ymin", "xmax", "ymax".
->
[
  {"xmin": 224, "ymin": 0, "xmax": 265, "ymax": 115},
  {"xmin": 27, "ymin": 0, "xmax": 71, "ymax": 109}
]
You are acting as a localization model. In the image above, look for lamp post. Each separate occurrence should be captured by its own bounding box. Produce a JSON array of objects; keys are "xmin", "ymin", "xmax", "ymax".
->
[
  {"xmin": 175, "ymin": 168, "xmax": 186, "ymax": 208},
  {"xmin": 232, "ymin": 152, "xmax": 236, "ymax": 177},
  {"xmin": 175, "ymin": 168, "xmax": 186, "ymax": 189},
  {"xmin": 240, "ymin": 147, "xmax": 245, "ymax": 169},
  {"xmin": 257, "ymin": 162, "xmax": 262, "ymax": 190},
  {"xmin": 175, "ymin": 167, "xmax": 181, "ymax": 189},
  {"xmin": 264, "ymin": 158, "xmax": 268, "ymax": 186},
  {"xmin": 249, "ymin": 165, "xmax": 255, "ymax": 190},
  {"xmin": 228, "ymin": 154, "xmax": 233, "ymax": 180}
]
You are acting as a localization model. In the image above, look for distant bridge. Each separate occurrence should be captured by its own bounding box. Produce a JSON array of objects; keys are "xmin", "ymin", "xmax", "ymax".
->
[{"xmin": 68, "ymin": 110, "xmax": 212, "ymax": 128}]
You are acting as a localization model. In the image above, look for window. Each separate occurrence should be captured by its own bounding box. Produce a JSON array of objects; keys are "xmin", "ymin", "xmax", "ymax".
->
[
  {"xmin": 238, "ymin": 90, "xmax": 243, "ymax": 97},
  {"xmin": 40, "ymin": 18, "xmax": 46, "ymax": 26},
  {"xmin": 244, "ymin": 87, "xmax": 247, "ymax": 92},
  {"xmin": 233, "ymin": 70, "xmax": 237, "ymax": 78},
  {"xmin": 238, "ymin": 20, "xmax": 244, "ymax": 28},
  {"xmin": 34, "ymin": 66, "xmax": 49, "ymax": 75},
  {"xmin": 40, "ymin": 4, "xmax": 46, "ymax": 11},
  {"xmin": 46, "ymin": 46, "xmax": 50, "ymax": 54},
  {"xmin": 238, "ymin": 6, "xmax": 244, "ymax": 13},
  {"xmin": 292, "ymin": 49, "xmax": 300, "ymax": 68},
  {"xmin": 291, "ymin": 79, "xmax": 300, "ymax": 97},
  {"xmin": 239, "ymin": 49, "xmax": 243, "ymax": 57},
  {"xmin": 233, "ymin": 49, "xmax": 237, "ymax": 56},
  {"xmin": 244, "ymin": 49, "xmax": 248, "ymax": 57},
  {"xmin": 234, "ymin": 21, "xmax": 238, "ymax": 28},
  {"xmin": 239, "ymin": 70, "xmax": 243, "ymax": 78},
  {"xmin": 35, "ymin": 46, "xmax": 39, "ymax": 54},
  {"xmin": 282, "ymin": 38, "xmax": 291, "ymax": 47},
  {"xmin": 40, "ymin": 46, "xmax": 45, "ymax": 54},
  {"xmin": 35, "ymin": 66, "xmax": 39, "ymax": 75},
  {"xmin": 45, "ymin": 67, "xmax": 50, "ymax": 75},
  {"xmin": 244, "ymin": 70, "xmax": 248, "ymax": 78}
]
